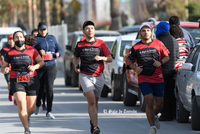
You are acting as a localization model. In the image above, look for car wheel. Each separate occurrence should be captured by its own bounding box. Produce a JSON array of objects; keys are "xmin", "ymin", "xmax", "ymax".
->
[
  {"xmin": 101, "ymin": 85, "xmax": 109, "ymax": 97},
  {"xmin": 176, "ymin": 93, "xmax": 190, "ymax": 123},
  {"xmin": 139, "ymin": 89, "xmax": 146, "ymax": 112},
  {"xmin": 123, "ymin": 71, "xmax": 137, "ymax": 106},
  {"xmin": 71, "ymin": 67, "xmax": 79, "ymax": 87},
  {"xmin": 191, "ymin": 96, "xmax": 200, "ymax": 130},
  {"xmin": 64, "ymin": 70, "xmax": 71, "ymax": 86},
  {"xmin": 111, "ymin": 78, "xmax": 121, "ymax": 101}
]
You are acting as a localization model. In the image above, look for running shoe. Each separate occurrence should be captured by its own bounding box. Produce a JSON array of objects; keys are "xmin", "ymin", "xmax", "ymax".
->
[
  {"xmin": 14, "ymin": 99, "xmax": 17, "ymax": 105},
  {"xmin": 34, "ymin": 106, "xmax": 40, "ymax": 115},
  {"xmin": 92, "ymin": 127, "xmax": 100, "ymax": 134},
  {"xmin": 42, "ymin": 104, "xmax": 47, "ymax": 110},
  {"xmin": 90, "ymin": 120, "xmax": 94, "ymax": 133},
  {"xmin": 155, "ymin": 115, "xmax": 160, "ymax": 129},
  {"xmin": 46, "ymin": 112, "xmax": 55, "ymax": 119},
  {"xmin": 149, "ymin": 126, "xmax": 156, "ymax": 134},
  {"xmin": 24, "ymin": 128, "xmax": 31, "ymax": 134},
  {"xmin": 8, "ymin": 94, "xmax": 13, "ymax": 101}
]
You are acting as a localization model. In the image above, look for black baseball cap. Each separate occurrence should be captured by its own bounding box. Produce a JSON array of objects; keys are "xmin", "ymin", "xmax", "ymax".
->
[
  {"xmin": 82, "ymin": 20, "xmax": 95, "ymax": 30},
  {"xmin": 38, "ymin": 22, "xmax": 47, "ymax": 30}
]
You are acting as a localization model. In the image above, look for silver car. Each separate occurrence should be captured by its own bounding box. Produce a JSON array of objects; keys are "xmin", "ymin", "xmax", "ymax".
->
[
  {"xmin": 103, "ymin": 33, "xmax": 137, "ymax": 100},
  {"xmin": 175, "ymin": 45, "xmax": 200, "ymax": 130}
]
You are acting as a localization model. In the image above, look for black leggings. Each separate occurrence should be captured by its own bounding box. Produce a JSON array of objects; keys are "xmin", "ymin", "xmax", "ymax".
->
[{"xmin": 36, "ymin": 64, "xmax": 57, "ymax": 113}]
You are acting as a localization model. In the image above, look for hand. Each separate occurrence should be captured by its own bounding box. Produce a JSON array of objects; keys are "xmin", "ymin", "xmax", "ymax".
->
[
  {"xmin": 75, "ymin": 67, "xmax": 80, "ymax": 73},
  {"xmin": 40, "ymin": 49, "xmax": 45, "ymax": 55},
  {"xmin": 55, "ymin": 52, "xmax": 60, "ymax": 58},
  {"xmin": 3, "ymin": 67, "xmax": 9, "ymax": 74},
  {"xmin": 94, "ymin": 55, "xmax": 102, "ymax": 61},
  {"xmin": 135, "ymin": 66, "xmax": 143, "ymax": 74},
  {"xmin": 153, "ymin": 59, "xmax": 161, "ymax": 67},
  {"xmin": 28, "ymin": 65, "xmax": 36, "ymax": 72}
]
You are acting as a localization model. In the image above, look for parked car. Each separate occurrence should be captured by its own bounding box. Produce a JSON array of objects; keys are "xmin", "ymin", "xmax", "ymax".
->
[
  {"xmin": 0, "ymin": 27, "xmax": 25, "ymax": 41},
  {"xmin": 103, "ymin": 33, "xmax": 137, "ymax": 100},
  {"xmin": 175, "ymin": 44, "xmax": 200, "ymax": 130},
  {"xmin": 64, "ymin": 30, "xmax": 120, "ymax": 87},
  {"xmin": 96, "ymin": 36, "xmax": 117, "ymax": 50},
  {"xmin": 0, "ymin": 38, "xmax": 8, "ymax": 50},
  {"xmin": 118, "ymin": 25, "xmax": 140, "ymax": 35}
]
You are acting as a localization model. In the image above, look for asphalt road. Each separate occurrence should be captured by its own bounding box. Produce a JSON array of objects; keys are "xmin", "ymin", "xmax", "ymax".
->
[{"xmin": 0, "ymin": 72, "xmax": 200, "ymax": 134}]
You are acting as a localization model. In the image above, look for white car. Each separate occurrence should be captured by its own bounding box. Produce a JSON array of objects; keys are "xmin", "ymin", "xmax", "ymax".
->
[
  {"xmin": 96, "ymin": 36, "xmax": 117, "ymax": 50},
  {"xmin": 0, "ymin": 38, "xmax": 8, "ymax": 50},
  {"xmin": 102, "ymin": 33, "xmax": 137, "ymax": 100}
]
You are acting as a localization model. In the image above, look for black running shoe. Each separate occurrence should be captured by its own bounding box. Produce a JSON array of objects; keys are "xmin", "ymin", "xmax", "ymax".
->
[
  {"xmin": 90, "ymin": 120, "xmax": 94, "ymax": 133},
  {"xmin": 92, "ymin": 127, "xmax": 100, "ymax": 134}
]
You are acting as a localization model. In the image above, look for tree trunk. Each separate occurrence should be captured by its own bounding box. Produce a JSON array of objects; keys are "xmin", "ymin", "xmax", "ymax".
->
[
  {"xmin": 60, "ymin": 0, "xmax": 65, "ymax": 23},
  {"xmin": 40, "ymin": 0, "xmax": 46, "ymax": 22},
  {"xmin": 33, "ymin": 0, "xmax": 38, "ymax": 28},
  {"xmin": 46, "ymin": 0, "xmax": 51, "ymax": 26},
  {"xmin": 27, "ymin": 0, "xmax": 33, "ymax": 30},
  {"xmin": 109, "ymin": 0, "xmax": 119, "ymax": 30},
  {"xmin": 52, "ymin": 0, "xmax": 58, "ymax": 25}
]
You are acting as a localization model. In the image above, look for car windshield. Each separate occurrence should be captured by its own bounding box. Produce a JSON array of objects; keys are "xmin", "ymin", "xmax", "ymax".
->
[
  {"xmin": 0, "ymin": 35, "xmax": 9, "ymax": 41},
  {"xmin": 182, "ymin": 27, "xmax": 200, "ymax": 44},
  {"xmin": 120, "ymin": 41, "xmax": 132, "ymax": 57},
  {"xmin": 104, "ymin": 41, "xmax": 114, "ymax": 50}
]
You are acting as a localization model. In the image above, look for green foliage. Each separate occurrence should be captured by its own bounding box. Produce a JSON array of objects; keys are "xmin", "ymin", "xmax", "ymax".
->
[
  {"xmin": 70, "ymin": 0, "xmax": 81, "ymax": 14},
  {"xmin": 186, "ymin": 1, "xmax": 200, "ymax": 22}
]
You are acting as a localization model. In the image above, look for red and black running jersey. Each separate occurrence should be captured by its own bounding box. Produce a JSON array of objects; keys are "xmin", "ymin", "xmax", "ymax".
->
[
  {"xmin": 128, "ymin": 39, "xmax": 169, "ymax": 84},
  {"xmin": 0, "ymin": 46, "xmax": 12, "ymax": 57},
  {"xmin": 74, "ymin": 38, "xmax": 111, "ymax": 76},
  {"xmin": 4, "ymin": 45, "xmax": 39, "ymax": 78}
]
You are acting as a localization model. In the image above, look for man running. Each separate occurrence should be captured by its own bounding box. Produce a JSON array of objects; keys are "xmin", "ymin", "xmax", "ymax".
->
[
  {"xmin": 73, "ymin": 20, "xmax": 112, "ymax": 134},
  {"xmin": 127, "ymin": 22, "xmax": 169, "ymax": 134},
  {"xmin": 0, "ymin": 34, "xmax": 16, "ymax": 104}
]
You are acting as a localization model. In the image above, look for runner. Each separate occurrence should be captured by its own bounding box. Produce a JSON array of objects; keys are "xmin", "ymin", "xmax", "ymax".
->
[
  {"xmin": 0, "ymin": 34, "xmax": 16, "ymax": 104},
  {"xmin": 1, "ymin": 31, "xmax": 44, "ymax": 134},
  {"xmin": 34, "ymin": 22, "xmax": 62, "ymax": 119},
  {"xmin": 73, "ymin": 20, "xmax": 112, "ymax": 134},
  {"xmin": 127, "ymin": 22, "xmax": 170, "ymax": 134}
]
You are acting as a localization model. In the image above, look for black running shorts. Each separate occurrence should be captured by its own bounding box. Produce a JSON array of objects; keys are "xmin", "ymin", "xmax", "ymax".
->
[{"xmin": 10, "ymin": 76, "xmax": 40, "ymax": 96}]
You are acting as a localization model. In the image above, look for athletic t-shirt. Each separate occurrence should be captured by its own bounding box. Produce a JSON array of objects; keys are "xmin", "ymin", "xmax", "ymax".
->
[
  {"xmin": 128, "ymin": 39, "xmax": 169, "ymax": 84},
  {"xmin": 0, "ymin": 46, "xmax": 12, "ymax": 57},
  {"xmin": 74, "ymin": 38, "xmax": 111, "ymax": 76},
  {"xmin": 4, "ymin": 45, "xmax": 39, "ymax": 78}
]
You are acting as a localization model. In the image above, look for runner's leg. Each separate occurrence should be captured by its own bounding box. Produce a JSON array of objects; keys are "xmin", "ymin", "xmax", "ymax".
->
[
  {"xmin": 85, "ymin": 90, "xmax": 98, "ymax": 127},
  {"xmin": 144, "ymin": 93, "xmax": 155, "ymax": 126},
  {"xmin": 14, "ymin": 92, "xmax": 29, "ymax": 129}
]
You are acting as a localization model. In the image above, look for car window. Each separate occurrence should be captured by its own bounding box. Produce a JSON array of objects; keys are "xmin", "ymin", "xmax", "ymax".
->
[
  {"xmin": 104, "ymin": 41, "xmax": 114, "ymax": 50},
  {"xmin": 182, "ymin": 27, "xmax": 200, "ymax": 44},
  {"xmin": 191, "ymin": 49, "xmax": 199, "ymax": 68},
  {"xmin": 186, "ymin": 46, "xmax": 199, "ymax": 63},
  {"xmin": 71, "ymin": 35, "xmax": 78, "ymax": 50},
  {"xmin": 120, "ymin": 41, "xmax": 132, "ymax": 57},
  {"xmin": 111, "ymin": 41, "xmax": 118, "ymax": 58}
]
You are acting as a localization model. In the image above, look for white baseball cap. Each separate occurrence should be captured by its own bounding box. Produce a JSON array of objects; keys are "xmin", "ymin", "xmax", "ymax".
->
[{"xmin": 139, "ymin": 22, "xmax": 151, "ymax": 31}]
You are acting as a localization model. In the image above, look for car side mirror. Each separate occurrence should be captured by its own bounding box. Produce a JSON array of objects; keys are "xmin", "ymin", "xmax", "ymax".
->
[
  {"xmin": 182, "ymin": 63, "xmax": 194, "ymax": 72},
  {"xmin": 66, "ymin": 44, "xmax": 72, "ymax": 51}
]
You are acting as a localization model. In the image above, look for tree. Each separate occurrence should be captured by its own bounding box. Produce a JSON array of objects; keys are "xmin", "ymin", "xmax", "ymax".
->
[
  {"xmin": 109, "ymin": 0, "xmax": 119, "ymax": 30},
  {"xmin": 27, "ymin": 0, "xmax": 33, "ymax": 29},
  {"xmin": 33, "ymin": 0, "xmax": 38, "ymax": 28},
  {"xmin": 186, "ymin": 1, "xmax": 200, "ymax": 22},
  {"xmin": 68, "ymin": 0, "xmax": 81, "ymax": 31},
  {"xmin": 40, "ymin": 0, "xmax": 46, "ymax": 22},
  {"xmin": 52, "ymin": 0, "xmax": 58, "ymax": 25}
]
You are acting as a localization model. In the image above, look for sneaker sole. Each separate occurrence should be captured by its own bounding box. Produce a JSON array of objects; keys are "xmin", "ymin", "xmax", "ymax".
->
[
  {"xmin": 46, "ymin": 117, "xmax": 55, "ymax": 119},
  {"xmin": 92, "ymin": 129, "xmax": 100, "ymax": 134}
]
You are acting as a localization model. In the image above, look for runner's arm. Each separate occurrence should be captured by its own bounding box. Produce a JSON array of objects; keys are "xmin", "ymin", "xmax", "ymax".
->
[
  {"xmin": 28, "ymin": 55, "xmax": 44, "ymax": 72},
  {"xmin": 94, "ymin": 54, "xmax": 112, "ymax": 62},
  {"xmin": 73, "ymin": 56, "xmax": 80, "ymax": 73},
  {"xmin": 1, "ymin": 61, "xmax": 9, "ymax": 74}
]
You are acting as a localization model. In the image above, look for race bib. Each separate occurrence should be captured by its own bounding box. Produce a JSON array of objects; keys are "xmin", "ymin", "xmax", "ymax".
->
[
  {"xmin": 17, "ymin": 72, "xmax": 30, "ymax": 82},
  {"xmin": 42, "ymin": 54, "xmax": 53, "ymax": 61}
]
